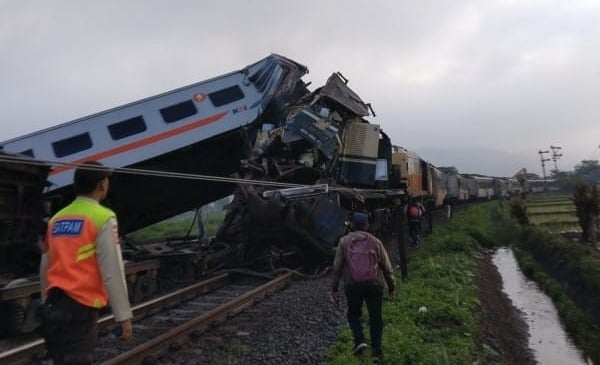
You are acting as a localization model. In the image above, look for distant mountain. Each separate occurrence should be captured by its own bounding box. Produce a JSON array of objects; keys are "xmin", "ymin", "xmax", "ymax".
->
[{"xmin": 415, "ymin": 146, "xmax": 536, "ymax": 177}]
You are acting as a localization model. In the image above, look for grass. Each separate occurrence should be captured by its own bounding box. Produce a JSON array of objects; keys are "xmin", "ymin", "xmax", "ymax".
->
[
  {"xmin": 324, "ymin": 255, "xmax": 479, "ymax": 365},
  {"xmin": 527, "ymin": 205, "xmax": 575, "ymax": 213},
  {"xmin": 323, "ymin": 203, "xmax": 504, "ymax": 365},
  {"xmin": 527, "ymin": 193, "xmax": 572, "ymax": 203},
  {"xmin": 510, "ymin": 226, "xmax": 600, "ymax": 364},
  {"xmin": 324, "ymin": 199, "xmax": 598, "ymax": 364},
  {"xmin": 127, "ymin": 210, "xmax": 226, "ymax": 242},
  {"xmin": 503, "ymin": 193, "xmax": 600, "ymax": 363},
  {"xmin": 528, "ymin": 214, "xmax": 579, "ymax": 225},
  {"xmin": 536, "ymin": 222, "xmax": 581, "ymax": 233},
  {"xmin": 123, "ymin": 197, "xmax": 598, "ymax": 363},
  {"xmin": 525, "ymin": 194, "xmax": 579, "ymax": 232},
  {"xmin": 528, "ymin": 201, "xmax": 573, "ymax": 208}
]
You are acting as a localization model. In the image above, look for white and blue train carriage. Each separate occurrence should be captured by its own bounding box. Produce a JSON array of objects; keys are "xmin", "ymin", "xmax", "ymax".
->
[
  {"xmin": 0, "ymin": 54, "xmax": 309, "ymax": 233},
  {"xmin": 1, "ymin": 54, "xmax": 307, "ymax": 192}
]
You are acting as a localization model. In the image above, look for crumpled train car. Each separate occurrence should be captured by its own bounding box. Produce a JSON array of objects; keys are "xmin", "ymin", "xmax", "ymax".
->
[{"xmin": 215, "ymin": 72, "xmax": 403, "ymax": 260}]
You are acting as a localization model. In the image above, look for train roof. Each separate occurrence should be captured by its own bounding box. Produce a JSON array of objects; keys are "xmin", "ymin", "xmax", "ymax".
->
[{"xmin": 0, "ymin": 54, "xmax": 307, "ymax": 144}]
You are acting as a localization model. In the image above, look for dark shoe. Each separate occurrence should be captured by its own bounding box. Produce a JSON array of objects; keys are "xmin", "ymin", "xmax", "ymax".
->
[
  {"xmin": 352, "ymin": 342, "xmax": 368, "ymax": 355},
  {"xmin": 373, "ymin": 349, "xmax": 384, "ymax": 363}
]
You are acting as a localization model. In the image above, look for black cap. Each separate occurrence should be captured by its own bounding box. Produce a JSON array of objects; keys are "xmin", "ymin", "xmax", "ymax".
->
[{"xmin": 352, "ymin": 212, "xmax": 368, "ymax": 230}]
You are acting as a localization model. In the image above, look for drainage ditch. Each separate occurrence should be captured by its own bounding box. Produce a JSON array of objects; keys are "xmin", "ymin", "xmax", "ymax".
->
[{"xmin": 492, "ymin": 247, "xmax": 592, "ymax": 365}]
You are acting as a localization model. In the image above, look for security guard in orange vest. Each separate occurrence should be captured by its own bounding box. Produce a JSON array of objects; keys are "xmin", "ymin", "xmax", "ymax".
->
[{"xmin": 40, "ymin": 161, "xmax": 132, "ymax": 365}]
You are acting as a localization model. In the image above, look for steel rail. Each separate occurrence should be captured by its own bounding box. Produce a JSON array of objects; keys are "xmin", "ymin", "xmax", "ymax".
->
[
  {"xmin": 0, "ymin": 273, "xmax": 231, "ymax": 365},
  {"xmin": 100, "ymin": 272, "xmax": 293, "ymax": 365}
]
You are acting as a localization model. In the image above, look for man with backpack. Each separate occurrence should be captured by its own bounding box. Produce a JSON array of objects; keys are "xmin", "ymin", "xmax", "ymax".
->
[
  {"xmin": 405, "ymin": 197, "xmax": 426, "ymax": 248},
  {"xmin": 331, "ymin": 212, "xmax": 396, "ymax": 361}
]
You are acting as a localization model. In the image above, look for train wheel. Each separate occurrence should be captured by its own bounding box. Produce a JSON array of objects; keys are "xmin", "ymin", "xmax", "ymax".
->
[
  {"xmin": 132, "ymin": 273, "xmax": 158, "ymax": 303},
  {"xmin": 2, "ymin": 278, "xmax": 38, "ymax": 334}
]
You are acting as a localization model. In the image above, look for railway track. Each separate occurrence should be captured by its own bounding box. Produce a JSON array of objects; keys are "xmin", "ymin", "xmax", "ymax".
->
[{"xmin": 0, "ymin": 271, "xmax": 293, "ymax": 365}]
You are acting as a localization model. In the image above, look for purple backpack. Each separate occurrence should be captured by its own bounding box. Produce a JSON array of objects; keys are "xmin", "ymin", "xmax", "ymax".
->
[{"xmin": 344, "ymin": 232, "xmax": 379, "ymax": 283}]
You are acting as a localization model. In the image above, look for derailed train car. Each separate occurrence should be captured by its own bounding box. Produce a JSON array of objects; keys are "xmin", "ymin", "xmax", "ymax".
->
[
  {"xmin": 0, "ymin": 56, "xmax": 404, "ymax": 333},
  {"xmin": 0, "ymin": 54, "xmax": 315, "ymax": 333}
]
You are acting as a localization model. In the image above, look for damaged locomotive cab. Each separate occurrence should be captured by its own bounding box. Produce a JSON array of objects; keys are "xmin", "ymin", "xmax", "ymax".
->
[{"xmin": 214, "ymin": 72, "xmax": 403, "ymax": 270}]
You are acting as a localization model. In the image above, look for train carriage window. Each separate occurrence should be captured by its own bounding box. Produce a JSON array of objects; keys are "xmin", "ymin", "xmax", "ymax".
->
[
  {"xmin": 251, "ymin": 59, "xmax": 277, "ymax": 92},
  {"xmin": 52, "ymin": 133, "xmax": 92, "ymax": 158},
  {"xmin": 19, "ymin": 149, "xmax": 34, "ymax": 157},
  {"xmin": 259, "ymin": 64, "xmax": 279, "ymax": 92},
  {"xmin": 208, "ymin": 86, "xmax": 245, "ymax": 107},
  {"xmin": 108, "ymin": 116, "xmax": 147, "ymax": 140},
  {"xmin": 160, "ymin": 100, "xmax": 197, "ymax": 123},
  {"xmin": 249, "ymin": 58, "xmax": 276, "ymax": 89}
]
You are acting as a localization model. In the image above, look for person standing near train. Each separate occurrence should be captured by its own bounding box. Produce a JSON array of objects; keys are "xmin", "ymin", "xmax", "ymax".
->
[
  {"xmin": 39, "ymin": 161, "xmax": 132, "ymax": 365},
  {"xmin": 405, "ymin": 197, "xmax": 426, "ymax": 247},
  {"xmin": 331, "ymin": 212, "xmax": 396, "ymax": 362}
]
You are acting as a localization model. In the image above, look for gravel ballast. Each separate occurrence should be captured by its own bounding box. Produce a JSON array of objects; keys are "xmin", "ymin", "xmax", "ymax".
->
[{"xmin": 158, "ymin": 275, "xmax": 347, "ymax": 365}]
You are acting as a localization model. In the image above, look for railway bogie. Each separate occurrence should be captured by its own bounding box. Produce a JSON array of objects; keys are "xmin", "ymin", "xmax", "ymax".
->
[{"xmin": 0, "ymin": 153, "xmax": 49, "ymax": 334}]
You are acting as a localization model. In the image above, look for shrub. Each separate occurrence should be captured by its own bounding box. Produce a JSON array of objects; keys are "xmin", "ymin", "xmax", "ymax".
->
[
  {"xmin": 509, "ymin": 199, "xmax": 529, "ymax": 225},
  {"xmin": 573, "ymin": 182, "xmax": 600, "ymax": 243}
]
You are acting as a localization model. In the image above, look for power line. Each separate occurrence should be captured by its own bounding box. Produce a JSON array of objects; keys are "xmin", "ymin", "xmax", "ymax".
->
[
  {"xmin": 538, "ymin": 150, "xmax": 551, "ymax": 191},
  {"xmin": 0, "ymin": 155, "xmax": 403, "ymax": 195},
  {"xmin": 550, "ymin": 145, "xmax": 562, "ymax": 172},
  {"xmin": 0, "ymin": 154, "xmax": 303, "ymax": 188}
]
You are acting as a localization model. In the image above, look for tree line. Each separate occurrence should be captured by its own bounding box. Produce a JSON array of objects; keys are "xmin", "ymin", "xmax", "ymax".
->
[{"xmin": 551, "ymin": 160, "xmax": 599, "ymax": 243}]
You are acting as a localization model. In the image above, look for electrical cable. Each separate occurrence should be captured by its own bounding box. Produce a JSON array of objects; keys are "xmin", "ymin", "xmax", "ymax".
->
[
  {"xmin": 0, "ymin": 154, "xmax": 405, "ymax": 195},
  {"xmin": 0, "ymin": 155, "xmax": 305, "ymax": 188}
]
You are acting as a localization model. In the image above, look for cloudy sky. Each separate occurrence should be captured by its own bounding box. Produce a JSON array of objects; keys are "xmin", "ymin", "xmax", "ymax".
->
[{"xmin": 2, "ymin": 0, "xmax": 600, "ymax": 177}]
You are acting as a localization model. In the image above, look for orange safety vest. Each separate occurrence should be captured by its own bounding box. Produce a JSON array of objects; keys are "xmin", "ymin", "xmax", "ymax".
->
[{"xmin": 44, "ymin": 197, "xmax": 117, "ymax": 308}]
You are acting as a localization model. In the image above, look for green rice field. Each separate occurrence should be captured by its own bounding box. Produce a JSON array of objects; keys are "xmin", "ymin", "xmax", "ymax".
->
[{"xmin": 526, "ymin": 194, "xmax": 579, "ymax": 232}]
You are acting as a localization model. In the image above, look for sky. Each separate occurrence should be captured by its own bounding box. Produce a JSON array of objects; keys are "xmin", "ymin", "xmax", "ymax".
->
[{"xmin": 1, "ymin": 0, "xmax": 600, "ymax": 177}]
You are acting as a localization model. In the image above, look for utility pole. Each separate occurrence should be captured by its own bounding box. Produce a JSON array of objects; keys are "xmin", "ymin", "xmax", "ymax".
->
[
  {"xmin": 550, "ymin": 145, "xmax": 562, "ymax": 172},
  {"xmin": 538, "ymin": 150, "xmax": 551, "ymax": 191}
]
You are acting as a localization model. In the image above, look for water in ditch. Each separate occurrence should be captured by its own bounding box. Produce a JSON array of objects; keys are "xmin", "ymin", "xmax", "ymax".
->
[{"xmin": 492, "ymin": 247, "xmax": 592, "ymax": 365}]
